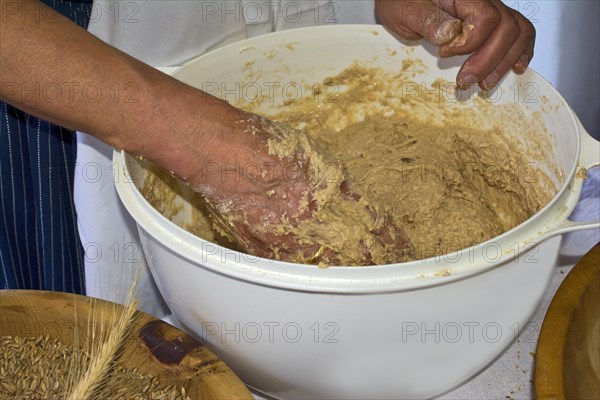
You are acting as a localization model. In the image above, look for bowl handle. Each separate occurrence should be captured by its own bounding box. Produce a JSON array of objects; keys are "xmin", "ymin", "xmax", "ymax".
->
[
  {"xmin": 542, "ymin": 219, "xmax": 599, "ymax": 237},
  {"xmin": 576, "ymin": 114, "xmax": 600, "ymax": 169},
  {"xmin": 540, "ymin": 117, "xmax": 600, "ymax": 239}
]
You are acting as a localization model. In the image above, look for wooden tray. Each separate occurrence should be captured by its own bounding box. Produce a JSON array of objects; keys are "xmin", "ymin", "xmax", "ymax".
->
[
  {"xmin": 0, "ymin": 290, "xmax": 254, "ymax": 400},
  {"xmin": 535, "ymin": 243, "xmax": 600, "ymax": 399}
]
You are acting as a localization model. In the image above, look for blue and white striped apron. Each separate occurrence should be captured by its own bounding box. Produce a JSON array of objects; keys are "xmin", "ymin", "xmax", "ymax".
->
[{"xmin": 0, "ymin": 0, "xmax": 93, "ymax": 293}]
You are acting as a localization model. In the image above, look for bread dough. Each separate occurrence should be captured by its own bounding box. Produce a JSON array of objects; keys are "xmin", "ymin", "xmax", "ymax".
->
[
  {"xmin": 261, "ymin": 121, "xmax": 412, "ymax": 265},
  {"xmin": 138, "ymin": 63, "xmax": 560, "ymax": 265}
]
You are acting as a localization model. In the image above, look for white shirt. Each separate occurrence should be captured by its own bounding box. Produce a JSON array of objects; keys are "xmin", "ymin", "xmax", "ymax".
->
[{"xmin": 75, "ymin": 0, "xmax": 375, "ymax": 316}]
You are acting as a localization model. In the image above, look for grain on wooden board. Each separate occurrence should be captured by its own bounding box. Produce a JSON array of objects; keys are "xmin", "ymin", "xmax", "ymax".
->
[{"xmin": 0, "ymin": 335, "xmax": 191, "ymax": 400}]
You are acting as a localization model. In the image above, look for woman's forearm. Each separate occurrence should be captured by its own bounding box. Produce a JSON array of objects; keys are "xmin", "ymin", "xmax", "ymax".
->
[{"xmin": 0, "ymin": 0, "xmax": 240, "ymax": 177}]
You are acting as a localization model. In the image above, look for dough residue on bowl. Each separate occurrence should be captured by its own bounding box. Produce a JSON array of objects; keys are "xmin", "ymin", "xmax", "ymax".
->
[{"xmin": 137, "ymin": 62, "xmax": 560, "ymax": 264}]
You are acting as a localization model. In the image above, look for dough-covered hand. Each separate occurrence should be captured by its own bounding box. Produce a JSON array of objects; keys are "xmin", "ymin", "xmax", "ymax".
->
[
  {"xmin": 376, "ymin": 0, "xmax": 535, "ymax": 89},
  {"xmin": 182, "ymin": 111, "xmax": 413, "ymax": 266}
]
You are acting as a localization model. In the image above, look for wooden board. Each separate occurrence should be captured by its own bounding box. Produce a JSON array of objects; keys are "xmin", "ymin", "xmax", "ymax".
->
[
  {"xmin": 0, "ymin": 290, "xmax": 254, "ymax": 400},
  {"xmin": 535, "ymin": 243, "xmax": 600, "ymax": 399}
]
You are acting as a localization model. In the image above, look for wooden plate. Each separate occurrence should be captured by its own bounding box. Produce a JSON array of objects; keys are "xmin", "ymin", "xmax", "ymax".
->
[
  {"xmin": 535, "ymin": 243, "xmax": 600, "ymax": 399},
  {"xmin": 0, "ymin": 290, "xmax": 253, "ymax": 400}
]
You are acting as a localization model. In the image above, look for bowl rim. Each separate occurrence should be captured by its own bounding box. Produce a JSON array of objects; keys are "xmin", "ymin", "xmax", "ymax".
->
[{"xmin": 114, "ymin": 24, "xmax": 586, "ymax": 293}]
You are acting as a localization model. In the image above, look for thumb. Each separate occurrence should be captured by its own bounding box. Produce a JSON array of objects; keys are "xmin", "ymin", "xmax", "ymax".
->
[{"xmin": 376, "ymin": 0, "xmax": 462, "ymax": 45}]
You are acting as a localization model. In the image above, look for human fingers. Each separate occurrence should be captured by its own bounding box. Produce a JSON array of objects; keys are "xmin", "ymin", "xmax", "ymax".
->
[
  {"xmin": 512, "ymin": 30, "xmax": 535, "ymax": 75},
  {"xmin": 375, "ymin": 0, "xmax": 463, "ymax": 45},
  {"xmin": 436, "ymin": 0, "xmax": 503, "ymax": 56},
  {"xmin": 478, "ymin": 9, "xmax": 535, "ymax": 88},
  {"xmin": 436, "ymin": 0, "xmax": 535, "ymax": 89}
]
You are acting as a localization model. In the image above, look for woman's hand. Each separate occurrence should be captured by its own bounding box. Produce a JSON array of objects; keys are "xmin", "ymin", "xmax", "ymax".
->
[
  {"xmin": 376, "ymin": 0, "xmax": 536, "ymax": 90},
  {"xmin": 176, "ymin": 109, "xmax": 413, "ymax": 266}
]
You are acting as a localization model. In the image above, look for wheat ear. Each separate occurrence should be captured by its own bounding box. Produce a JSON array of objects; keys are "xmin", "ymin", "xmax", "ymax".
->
[{"xmin": 66, "ymin": 278, "xmax": 139, "ymax": 400}]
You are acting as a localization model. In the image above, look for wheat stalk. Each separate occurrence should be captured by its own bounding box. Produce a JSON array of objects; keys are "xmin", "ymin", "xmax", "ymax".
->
[{"xmin": 66, "ymin": 272, "xmax": 140, "ymax": 400}]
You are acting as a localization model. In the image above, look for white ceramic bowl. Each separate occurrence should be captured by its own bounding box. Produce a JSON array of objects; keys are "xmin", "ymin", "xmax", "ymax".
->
[{"xmin": 114, "ymin": 25, "xmax": 599, "ymax": 399}]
